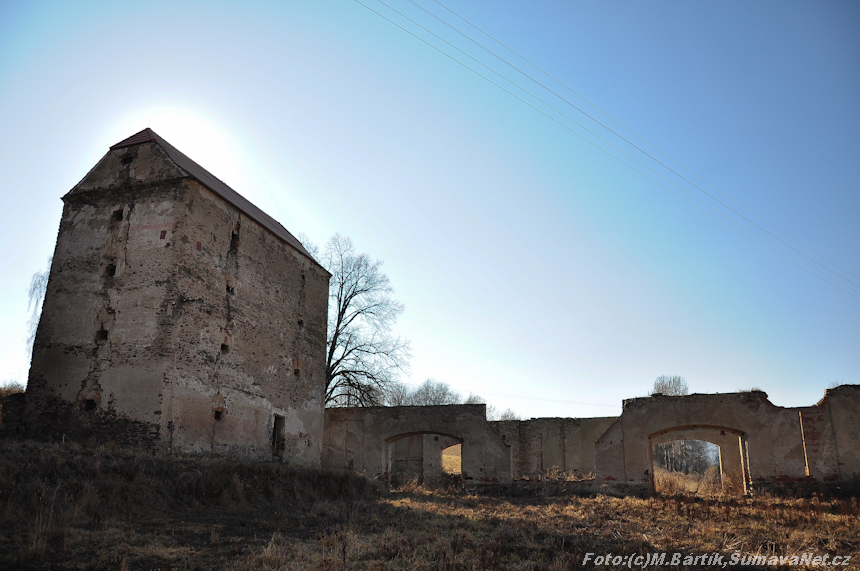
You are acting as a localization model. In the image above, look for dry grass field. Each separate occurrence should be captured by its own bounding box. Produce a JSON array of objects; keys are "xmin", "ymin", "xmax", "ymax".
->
[{"xmin": 1, "ymin": 441, "xmax": 858, "ymax": 570}]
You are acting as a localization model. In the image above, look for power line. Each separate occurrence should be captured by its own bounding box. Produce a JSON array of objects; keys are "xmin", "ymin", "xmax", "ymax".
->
[
  {"xmin": 352, "ymin": 0, "xmax": 860, "ymax": 299},
  {"xmin": 408, "ymin": 0, "xmax": 860, "ymax": 292},
  {"xmin": 426, "ymin": 0, "xmax": 860, "ymax": 289},
  {"xmin": 375, "ymin": 0, "xmax": 860, "ymax": 294}
]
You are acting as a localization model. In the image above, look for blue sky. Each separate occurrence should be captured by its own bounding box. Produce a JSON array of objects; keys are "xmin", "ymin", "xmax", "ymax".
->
[{"xmin": 1, "ymin": 0, "xmax": 858, "ymax": 419}]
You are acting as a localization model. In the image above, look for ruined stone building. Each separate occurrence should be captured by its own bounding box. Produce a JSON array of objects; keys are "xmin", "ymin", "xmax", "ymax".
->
[
  {"xmin": 25, "ymin": 128, "xmax": 330, "ymax": 465},
  {"xmin": 321, "ymin": 387, "xmax": 859, "ymax": 492},
  {"xmin": 596, "ymin": 385, "xmax": 860, "ymax": 493}
]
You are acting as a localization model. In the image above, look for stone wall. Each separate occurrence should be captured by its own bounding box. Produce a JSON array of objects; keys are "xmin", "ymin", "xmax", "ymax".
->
[
  {"xmin": 490, "ymin": 417, "xmax": 617, "ymax": 479},
  {"xmin": 322, "ymin": 405, "xmax": 511, "ymax": 483},
  {"xmin": 594, "ymin": 386, "xmax": 860, "ymax": 489},
  {"xmin": 25, "ymin": 131, "xmax": 329, "ymax": 465}
]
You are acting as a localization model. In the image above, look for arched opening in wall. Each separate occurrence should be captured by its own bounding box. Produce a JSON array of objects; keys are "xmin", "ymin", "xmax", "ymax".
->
[
  {"xmin": 648, "ymin": 425, "xmax": 749, "ymax": 496},
  {"xmin": 442, "ymin": 443, "xmax": 461, "ymax": 476},
  {"xmin": 652, "ymin": 439, "xmax": 719, "ymax": 494},
  {"xmin": 385, "ymin": 432, "xmax": 463, "ymax": 486}
]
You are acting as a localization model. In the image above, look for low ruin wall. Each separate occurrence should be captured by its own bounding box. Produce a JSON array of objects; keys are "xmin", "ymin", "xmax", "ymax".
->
[
  {"xmin": 594, "ymin": 385, "xmax": 860, "ymax": 489},
  {"xmin": 322, "ymin": 405, "xmax": 511, "ymax": 483},
  {"xmin": 491, "ymin": 417, "xmax": 617, "ymax": 479}
]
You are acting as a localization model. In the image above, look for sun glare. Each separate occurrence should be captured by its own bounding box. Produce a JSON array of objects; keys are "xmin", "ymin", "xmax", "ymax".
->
[{"xmin": 114, "ymin": 106, "xmax": 245, "ymax": 188}]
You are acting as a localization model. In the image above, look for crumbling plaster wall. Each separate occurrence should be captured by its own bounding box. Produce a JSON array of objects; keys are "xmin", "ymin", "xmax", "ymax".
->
[
  {"xmin": 322, "ymin": 405, "xmax": 511, "ymax": 483},
  {"xmin": 26, "ymin": 139, "xmax": 328, "ymax": 465},
  {"xmin": 491, "ymin": 417, "xmax": 617, "ymax": 479},
  {"xmin": 594, "ymin": 387, "xmax": 860, "ymax": 485},
  {"xmin": 819, "ymin": 385, "xmax": 860, "ymax": 477}
]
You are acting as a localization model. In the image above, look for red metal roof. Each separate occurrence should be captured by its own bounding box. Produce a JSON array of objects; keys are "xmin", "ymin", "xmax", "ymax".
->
[{"xmin": 109, "ymin": 128, "xmax": 318, "ymax": 264}]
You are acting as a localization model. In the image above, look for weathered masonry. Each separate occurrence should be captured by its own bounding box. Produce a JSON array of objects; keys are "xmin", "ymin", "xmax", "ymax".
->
[
  {"xmin": 322, "ymin": 405, "xmax": 512, "ymax": 483},
  {"xmin": 25, "ymin": 128, "xmax": 329, "ymax": 465},
  {"xmin": 491, "ymin": 417, "xmax": 617, "ymax": 479},
  {"xmin": 595, "ymin": 386, "xmax": 860, "ymax": 493}
]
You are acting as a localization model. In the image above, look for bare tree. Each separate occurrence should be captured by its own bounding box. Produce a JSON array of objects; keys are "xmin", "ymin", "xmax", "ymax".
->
[
  {"xmin": 314, "ymin": 234, "xmax": 410, "ymax": 406},
  {"xmin": 381, "ymin": 380, "xmax": 412, "ymax": 406},
  {"xmin": 496, "ymin": 408, "xmax": 521, "ymax": 421},
  {"xmin": 26, "ymin": 257, "xmax": 52, "ymax": 358},
  {"xmin": 649, "ymin": 375, "xmax": 688, "ymax": 396},
  {"xmin": 407, "ymin": 379, "xmax": 461, "ymax": 406}
]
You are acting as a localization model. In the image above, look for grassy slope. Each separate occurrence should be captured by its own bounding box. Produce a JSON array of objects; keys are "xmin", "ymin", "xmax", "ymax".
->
[{"xmin": 1, "ymin": 441, "xmax": 858, "ymax": 570}]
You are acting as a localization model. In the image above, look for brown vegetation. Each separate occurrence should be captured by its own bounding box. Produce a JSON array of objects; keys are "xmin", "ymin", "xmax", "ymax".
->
[
  {"xmin": 0, "ymin": 381, "xmax": 25, "ymax": 399},
  {"xmin": 1, "ymin": 441, "xmax": 858, "ymax": 570}
]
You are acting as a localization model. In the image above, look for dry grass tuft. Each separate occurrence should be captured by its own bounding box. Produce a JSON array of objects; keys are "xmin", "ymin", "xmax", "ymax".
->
[{"xmin": 0, "ymin": 381, "xmax": 25, "ymax": 399}]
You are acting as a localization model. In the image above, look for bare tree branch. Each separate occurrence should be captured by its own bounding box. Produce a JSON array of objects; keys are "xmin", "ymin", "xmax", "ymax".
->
[
  {"xmin": 302, "ymin": 234, "xmax": 410, "ymax": 407},
  {"xmin": 26, "ymin": 257, "xmax": 52, "ymax": 358}
]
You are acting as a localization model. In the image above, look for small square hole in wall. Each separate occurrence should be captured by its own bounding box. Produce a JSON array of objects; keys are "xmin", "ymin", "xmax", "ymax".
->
[
  {"xmin": 226, "ymin": 285, "xmax": 235, "ymax": 295},
  {"xmin": 105, "ymin": 261, "xmax": 116, "ymax": 278},
  {"xmin": 84, "ymin": 399, "xmax": 97, "ymax": 411},
  {"xmin": 96, "ymin": 328, "xmax": 108, "ymax": 342},
  {"xmin": 297, "ymin": 319, "xmax": 304, "ymax": 330},
  {"xmin": 293, "ymin": 368, "xmax": 300, "ymax": 377},
  {"xmin": 214, "ymin": 410, "xmax": 223, "ymax": 421},
  {"xmin": 221, "ymin": 343, "xmax": 230, "ymax": 354},
  {"xmin": 160, "ymin": 230, "xmax": 167, "ymax": 239},
  {"xmin": 112, "ymin": 209, "xmax": 123, "ymax": 222},
  {"xmin": 120, "ymin": 154, "xmax": 135, "ymax": 166}
]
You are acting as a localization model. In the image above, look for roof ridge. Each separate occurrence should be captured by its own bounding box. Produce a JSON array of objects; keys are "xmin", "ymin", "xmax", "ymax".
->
[{"xmin": 110, "ymin": 128, "xmax": 156, "ymax": 150}]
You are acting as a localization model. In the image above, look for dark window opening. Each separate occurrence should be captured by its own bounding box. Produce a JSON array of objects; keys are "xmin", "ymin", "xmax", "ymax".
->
[
  {"xmin": 214, "ymin": 410, "xmax": 223, "ymax": 421},
  {"xmin": 297, "ymin": 319, "xmax": 304, "ymax": 329},
  {"xmin": 160, "ymin": 230, "xmax": 167, "ymax": 239},
  {"xmin": 96, "ymin": 328, "xmax": 108, "ymax": 342},
  {"xmin": 221, "ymin": 343, "xmax": 230, "ymax": 354},
  {"xmin": 84, "ymin": 399, "xmax": 97, "ymax": 411},
  {"xmin": 226, "ymin": 285, "xmax": 235, "ymax": 295},
  {"xmin": 112, "ymin": 209, "xmax": 123, "ymax": 222},
  {"xmin": 301, "ymin": 272, "xmax": 306, "ymax": 286},
  {"xmin": 230, "ymin": 230, "xmax": 240, "ymax": 252},
  {"xmin": 120, "ymin": 154, "xmax": 135, "ymax": 166},
  {"xmin": 293, "ymin": 368, "xmax": 300, "ymax": 377},
  {"xmin": 272, "ymin": 415, "xmax": 285, "ymax": 458},
  {"xmin": 105, "ymin": 261, "xmax": 116, "ymax": 278}
]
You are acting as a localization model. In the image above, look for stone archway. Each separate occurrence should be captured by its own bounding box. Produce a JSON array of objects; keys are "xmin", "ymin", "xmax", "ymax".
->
[
  {"xmin": 385, "ymin": 431, "xmax": 463, "ymax": 484},
  {"xmin": 322, "ymin": 404, "xmax": 511, "ymax": 483},
  {"xmin": 594, "ymin": 391, "xmax": 818, "ymax": 488},
  {"xmin": 647, "ymin": 425, "xmax": 750, "ymax": 495}
]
